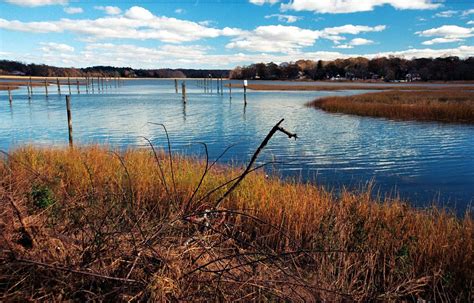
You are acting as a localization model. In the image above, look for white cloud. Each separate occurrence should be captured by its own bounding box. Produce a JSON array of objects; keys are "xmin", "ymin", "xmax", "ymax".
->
[
  {"xmin": 94, "ymin": 6, "xmax": 122, "ymax": 15},
  {"xmin": 4, "ymin": 0, "xmax": 67, "ymax": 7},
  {"xmin": 0, "ymin": 6, "xmax": 243, "ymax": 43},
  {"xmin": 462, "ymin": 9, "xmax": 474, "ymax": 17},
  {"xmin": 335, "ymin": 37, "xmax": 374, "ymax": 48},
  {"xmin": 434, "ymin": 10, "xmax": 458, "ymax": 18},
  {"xmin": 249, "ymin": 0, "xmax": 279, "ymax": 5},
  {"xmin": 40, "ymin": 42, "xmax": 74, "ymax": 53},
  {"xmin": 175, "ymin": 8, "xmax": 185, "ymax": 14},
  {"xmin": 226, "ymin": 24, "xmax": 385, "ymax": 53},
  {"xmin": 281, "ymin": 0, "xmax": 441, "ymax": 14},
  {"xmin": 265, "ymin": 14, "xmax": 302, "ymax": 23},
  {"xmin": 124, "ymin": 6, "xmax": 154, "ymax": 20},
  {"xmin": 468, "ymin": 21, "xmax": 474, "ymax": 25},
  {"xmin": 5, "ymin": 43, "xmax": 474, "ymax": 69},
  {"xmin": 417, "ymin": 25, "xmax": 474, "ymax": 45},
  {"xmin": 64, "ymin": 6, "xmax": 83, "ymax": 14},
  {"xmin": 421, "ymin": 37, "xmax": 463, "ymax": 45}
]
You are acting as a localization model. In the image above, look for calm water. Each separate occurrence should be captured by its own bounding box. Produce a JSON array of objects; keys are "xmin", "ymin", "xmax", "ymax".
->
[{"xmin": 1, "ymin": 79, "xmax": 473, "ymax": 212}]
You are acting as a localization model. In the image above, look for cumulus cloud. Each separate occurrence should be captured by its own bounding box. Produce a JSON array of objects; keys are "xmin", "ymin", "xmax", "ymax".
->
[
  {"xmin": 417, "ymin": 25, "xmax": 474, "ymax": 45},
  {"xmin": 249, "ymin": 0, "xmax": 279, "ymax": 5},
  {"xmin": 94, "ymin": 6, "xmax": 121, "ymax": 15},
  {"xmin": 9, "ymin": 43, "xmax": 473, "ymax": 69},
  {"xmin": 0, "ymin": 6, "xmax": 243, "ymax": 43},
  {"xmin": 226, "ymin": 24, "xmax": 385, "ymax": 53},
  {"xmin": 4, "ymin": 0, "xmax": 67, "ymax": 6},
  {"xmin": 264, "ymin": 14, "xmax": 302, "ymax": 23},
  {"xmin": 63, "ymin": 7, "xmax": 83, "ymax": 14},
  {"xmin": 40, "ymin": 42, "xmax": 74, "ymax": 53},
  {"xmin": 281, "ymin": 0, "xmax": 441, "ymax": 14}
]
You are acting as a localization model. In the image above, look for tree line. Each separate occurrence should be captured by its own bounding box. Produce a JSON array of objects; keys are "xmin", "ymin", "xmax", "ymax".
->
[
  {"xmin": 0, "ymin": 60, "xmax": 229, "ymax": 78},
  {"xmin": 230, "ymin": 56, "xmax": 474, "ymax": 81}
]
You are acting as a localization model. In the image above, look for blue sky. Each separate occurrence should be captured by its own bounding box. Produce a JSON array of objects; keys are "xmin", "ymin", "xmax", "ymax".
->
[{"xmin": 0, "ymin": 0, "xmax": 473, "ymax": 69}]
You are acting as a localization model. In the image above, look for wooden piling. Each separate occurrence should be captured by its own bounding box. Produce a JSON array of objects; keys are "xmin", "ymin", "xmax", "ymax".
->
[
  {"xmin": 68, "ymin": 77, "xmax": 72, "ymax": 95},
  {"xmin": 97, "ymin": 76, "xmax": 100, "ymax": 92},
  {"xmin": 91, "ymin": 77, "xmax": 94, "ymax": 93},
  {"xmin": 220, "ymin": 77, "xmax": 224, "ymax": 95},
  {"xmin": 29, "ymin": 77, "xmax": 33, "ymax": 95},
  {"xmin": 57, "ymin": 78, "xmax": 61, "ymax": 95},
  {"xmin": 229, "ymin": 83, "xmax": 232, "ymax": 99},
  {"xmin": 76, "ymin": 79, "xmax": 80, "ymax": 94},
  {"xmin": 65, "ymin": 95, "xmax": 73, "ymax": 147},
  {"xmin": 8, "ymin": 86, "xmax": 12, "ymax": 104},
  {"xmin": 175, "ymin": 79, "xmax": 178, "ymax": 93},
  {"xmin": 182, "ymin": 81, "xmax": 186, "ymax": 103},
  {"xmin": 210, "ymin": 76, "xmax": 213, "ymax": 94},
  {"xmin": 101, "ymin": 77, "xmax": 104, "ymax": 91},
  {"xmin": 44, "ymin": 78, "xmax": 48, "ymax": 97},
  {"xmin": 85, "ymin": 77, "xmax": 89, "ymax": 94},
  {"xmin": 27, "ymin": 84, "xmax": 31, "ymax": 98},
  {"xmin": 244, "ymin": 84, "xmax": 247, "ymax": 105}
]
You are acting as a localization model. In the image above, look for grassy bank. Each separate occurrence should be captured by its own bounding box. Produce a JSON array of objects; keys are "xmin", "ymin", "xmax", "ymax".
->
[
  {"xmin": 230, "ymin": 83, "xmax": 474, "ymax": 91},
  {"xmin": 1, "ymin": 146, "xmax": 472, "ymax": 301},
  {"xmin": 308, "ymin": 90, "xmax": 474, "ymax": 124}
]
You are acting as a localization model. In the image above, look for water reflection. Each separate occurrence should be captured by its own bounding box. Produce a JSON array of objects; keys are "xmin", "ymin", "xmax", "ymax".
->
[{"xmin": 0, "ymin": 79, "xmax": 473, "ymax": 212}]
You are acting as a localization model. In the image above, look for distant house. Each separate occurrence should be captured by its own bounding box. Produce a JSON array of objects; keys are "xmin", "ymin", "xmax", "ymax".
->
[
  {"xmin": 10, "ymin": 71, "xmax": 26, "ymax": 76},
  {"xmin": 405, "ymin": 73, "xmax": 421, "ymax": 82}
]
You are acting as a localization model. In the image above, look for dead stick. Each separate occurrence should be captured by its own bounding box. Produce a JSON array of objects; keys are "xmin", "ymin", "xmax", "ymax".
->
[{"xmin": 214, "ymin": 119, "xmax": 297, "ymax": 208}]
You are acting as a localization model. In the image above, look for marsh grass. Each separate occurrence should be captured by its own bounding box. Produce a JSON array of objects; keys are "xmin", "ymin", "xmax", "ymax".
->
[
  {"xmin": 308, "ymin": 90, "xmax": 474, "ymax": 123},
  {"xmin": 0, "ymin": 144, "xmax": 472, "ymax": 301}
]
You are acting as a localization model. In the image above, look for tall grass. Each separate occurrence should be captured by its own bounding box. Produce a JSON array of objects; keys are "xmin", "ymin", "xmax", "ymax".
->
[
  {"xmin": 1, "ymin": 145, "xmax": 472, "ymax": 301},
  {"xmin": 308, "ymin": 90, "xmax": 474, "ymax": 123}
]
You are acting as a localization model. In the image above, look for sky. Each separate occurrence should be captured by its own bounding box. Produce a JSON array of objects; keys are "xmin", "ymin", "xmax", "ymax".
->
[{"xmin": 0, "ymin": 0, "xmax": 473, "ymax": 69}]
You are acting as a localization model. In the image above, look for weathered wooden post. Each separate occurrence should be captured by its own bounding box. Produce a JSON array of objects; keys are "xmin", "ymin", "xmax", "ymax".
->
[
  {"xmin": 91, "ymin": 77, "xmax": 94, "ymax": 93},
  {"xmin": 175, "ymin": 79, "xmax": 178, "ymax": 93},
  {"xmin": 85, "ymin": 77, "xmax": 89, "ymax": 94},
  {"xmin": 76, "ymin": 79, "xmax": 80, "ymax": 94},
  {"xmin": 57, "ymin": 78, "xmax": 61, "ymax": 95},
  {"xmin": 65, "ymin": 95, "xmax": 73, "ymax": 147},
  {"xmin": 229, "ymin": 82, "xmax": 232, "ymax": 99},
  {"xmin": 182, "ymin": 81, "xmax": 186, "ymax": 103},
  {"xmin": 67, "ymin": 77, "xmax": 72, "ymax": 95},
  {"xmin": 97, "ymin": 76, "xmax": 100, "ymax": 92},
  {"xmin": 101, "ymin": 77, "xmax": 104, "ymax": 91},
  {"xmin": 210, "ymin": 75, "xmax": 213, "ymax": 94},
  {"xmin": 8, "ymin": 86, "xmax": 12, "ymax": 104},
  {"xmin": 243, "ymin": 79, "xmax": 248, "ymax": 105},
  {"xmin": 220, "ymin": 77, "xmax": 224, "ymax": 95},
  {"xmin": 29, "ymin": 77, "xmax": 33, "ymax": 95},
  {"xmin": 43, "ymin": 78, "xmax": 48, "ymax": 97},
  {"xmin": 27, "ymin": 84, "xmax": 31, "ymax": 98}
]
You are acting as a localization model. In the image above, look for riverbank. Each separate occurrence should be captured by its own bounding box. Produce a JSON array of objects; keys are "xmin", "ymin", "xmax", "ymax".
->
[
  {"xmin": 232, "ymin": 83, "xmax": 474, "ymax": 91},
  {"xmin": 1, "ymin": 146, "xmax": 472, "ymax": 301},
  {"xmin": 307, "ymin": 90, "xmax": 474, "ymax": 124}
]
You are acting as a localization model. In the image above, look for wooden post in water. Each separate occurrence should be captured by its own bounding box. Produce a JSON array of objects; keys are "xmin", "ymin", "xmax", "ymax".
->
[
  {"xmin": 182, "ymin": 81, "xmax": 186, "ymax": 103},
  {"xmin": 210, "ymin": 75, "xmax": 213, "ymax": 94},
  {"xmin": 91, "ymin": 77, "xmax": 94, "ymax": 93},
  {"xmin": 243, "ymin": 80, "xmax": 247, "ymax": 105},
  {"xmin": 175, "ymin": 79, "xmax": 178, "ymax": 93},
  {"xmin": 27, "ymin": 84, "xmax": 31, "ymax": 98},
  {"xmin": 97, "ymin": 76, "xmax": 100, "ymax": 92},
  {"xmin": 220, "ymin": 77, "xmax": 224, "ymax": 95},
  {"xmin": 101, "ymin": 77, "xmax": 104, "ymax": 91},
  {"xmin": 85, "ymin": 77, "xmax": 89, "ymax": 94},
  {"xmin": 65, "ymin": 95, "xmax": 73, "ymax": 147},
  {"xmin": 229, "ymin": 83, "xmax": 232, "ymax": 99},
  {"xmin": 8, "ymin": 86, "xmax": 12, "ymax": 104},
  {"xmin": 67, "ymin": 77, "xmax": 72, "ymax": 95},
  {"xmin": 29, "ymin": 77, "xmax": 33, "ymax": 95},
  {"xmin": 44, "ymin": 78, "xmax": 48, "ymax": 97},
  {"xmin": 76, "ymin": 79, "xmax": 80, "ymax": 94},
  {"xmin": 57, "ymin": 78, "xmax": 61, "ymax": 95}
]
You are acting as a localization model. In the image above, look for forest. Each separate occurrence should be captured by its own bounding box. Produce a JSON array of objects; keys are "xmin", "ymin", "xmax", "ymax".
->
[
  {"xmin": 230, "ymin": 56, "xmax": 474, "ymax": 81},
  {"xmin": 1, "ymin": 56, "xmax": 474, "ymax": 81},
  {"xmin": 0, "ymin": 60, "xmax": 229, "ymax": 78}
]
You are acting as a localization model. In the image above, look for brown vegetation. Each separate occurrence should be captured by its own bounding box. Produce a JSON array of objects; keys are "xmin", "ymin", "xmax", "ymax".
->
[
  {"xmin": 1, "ymin": 144, "xmax": 472, "ymax": 301},
  {"xmin": 308, "ymin": 90, "xmax": 474, "ymax": 123},
  {"xmin": 233, "ymin": 83, "xmax": 474, "ymax": 91}
]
